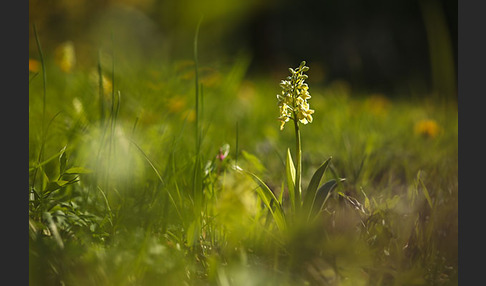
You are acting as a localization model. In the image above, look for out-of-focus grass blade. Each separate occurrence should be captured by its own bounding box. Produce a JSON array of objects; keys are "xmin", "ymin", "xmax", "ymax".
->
[
  {"xmin": 235, "ymin": 121, "xmax": 239, "ymax": 168},
  {"xmin": 97, "ymin": 186, "xmax": 114, "ymax": 226},
  {"xmin": 278, "ymin": 180, "xmax": 285, "ymax": 205},
  {"xmin": 43, "ymin": 212, "xmax": 64, "ymax": 249},
  {"xmin": 418, "ymin": 171, "xmax": 433, "ymax": 208},
  {"xmin": 361, "ymin": 187, "xmax": 371, "ymax": 212},
  {"xmin": 186, "ymin": 219, "xmax": 200, "ymax": 247},
  {"xmin": 242, "ymin": 169, "xmax": 286, "ymax": 231},
  {"xmin": 130, "ymin": 139, "xmax": 183, "ymax": 221}
]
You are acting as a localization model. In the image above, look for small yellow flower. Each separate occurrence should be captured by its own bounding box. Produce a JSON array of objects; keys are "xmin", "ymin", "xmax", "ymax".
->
[
  {"xmin": 277, "ymin": 61, "xmax": 314, "ymax": 130},
  {"xmin": 29, "ymin": 59, "xmax": 40, "ymax": 73},
  {"xmin": 365, "ymin": 94, "xmax": 391, "ymax": 117},
  {"xmin": 414, "ymin": 119, "xmax": 440, "ymax": 138},
  {"xmin": 54, "ymin": 41, "xmax": 76, "ymax": 73},
  {"xmin": 89, "ymin": 70, "xmax": 113, "ymax": 100},
  {"xmin": 167, "ymin": 96, "xmax": 187, "ymax": 113},
  {"xmin": 101, "ymin": 75, "xmax": 113, "ymax": 98}
]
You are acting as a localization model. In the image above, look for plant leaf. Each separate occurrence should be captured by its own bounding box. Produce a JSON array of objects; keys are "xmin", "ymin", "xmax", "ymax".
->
[
  {"xmin": 29, "ymin": 148, "xmax": 66, "ymax": 172},
  {"xmin": 286, "ymin": 148, "xmax": 296, "ymax": 212},
  {"xmin": 43, "ymin": 178, "xmax": 79, "ymax": 198},
  {"xmin": 308, "ymin": 179, "xmax": 343, "ymax": 220},
  {"xmin": 43, "ymin": 182, "xmax": 62, "ymax": 195},
  {"xmin": 64, "ymin": 167, "xmax": 92, "ymax": 174},
  {"xmin": 303, "ymin": 157, "xmax": 332, "ymax": 210},
  {"xmin": 59, "ymin": 146, "xmax": 67, "ymax": 175}
]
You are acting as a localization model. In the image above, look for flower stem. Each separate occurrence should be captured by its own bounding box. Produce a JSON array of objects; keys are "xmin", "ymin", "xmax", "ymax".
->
[{"xmin": 293, "ymin": 114, "xmax": 302, "ymax": 208}]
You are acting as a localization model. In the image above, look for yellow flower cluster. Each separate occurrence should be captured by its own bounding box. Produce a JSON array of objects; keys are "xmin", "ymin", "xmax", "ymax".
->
[{"xmin": 277, "ymin": 61, "xmax": 314, "ymax": 130}]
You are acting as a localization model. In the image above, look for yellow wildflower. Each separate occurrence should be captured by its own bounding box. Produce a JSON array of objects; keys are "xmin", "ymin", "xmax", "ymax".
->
[
  {"xmin": 89, "ymin": 70, "xmax": 113, "ymax": 100},
  {"xmin": 54, "ymin": 41, "xmax": 76, "ymax": 73},
  {"xmin": 414, "ymin": 119, "xmax": 440, "ymax": 138},
  {"xmin": 167, "ymin": 96, "xmax": 187, "ymax": 113},
  {"xmin": 29, "ymin": 59, "xmax": 40, "ymax": 73},
  {"xmin": 277, "ymin": 61, "xmax": 314, "ymax": 130},
  {"xmin": 100, "ymin": 74, "xmax": 113, "ymax": 99}
]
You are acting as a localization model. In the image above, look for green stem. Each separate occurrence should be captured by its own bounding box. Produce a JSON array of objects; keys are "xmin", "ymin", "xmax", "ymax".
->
[{"xmin": 293, "ymin": 114, "xmax": 302, "ymax": 208}]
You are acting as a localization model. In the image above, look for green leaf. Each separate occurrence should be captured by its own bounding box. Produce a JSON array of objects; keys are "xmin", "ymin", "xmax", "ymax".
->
[
  {"xmin": 303, "ymin": 157, "xmax": 332, "ymax": 210},
  {"xmin": 59, "ymin": 146, "xmax": 67, "ymax": 175},
  {"xmin": 29, "ymin": 148, "xmax": 66, "ymax": 172},
  {"xmin": 43, "ymin": 180, "xmax": 68, "ymax": 194},
  {"xmin": 43, "ymin": 178, "xmax": 79, "ymax": 197},
  {"xmin": 308, "ymin": 179, "xmax": 343, "ymax": 220},
  {"xmin": 56, "ymin": 180, "xmax": 70, "ymax": 187},
  {"xmin": 242, "ymin": 169, "xmax": 286, "ymax": 231},
  {"xmin": 64, "ymin": 167, "xmax": 92, "ymax": 174},
  {"xmin": 285, "ymin": 148, "xmax": 296, "ymax": 212}
]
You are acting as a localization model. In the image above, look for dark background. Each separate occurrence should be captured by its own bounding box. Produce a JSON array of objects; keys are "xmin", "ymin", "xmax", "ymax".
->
[
  {"xmin": 240, "ymin": 0, "xmax": 457, "ymax": 97},
  {"xmin": 29, "ymin": 0, "xmax": 457, "ymax": 97}
]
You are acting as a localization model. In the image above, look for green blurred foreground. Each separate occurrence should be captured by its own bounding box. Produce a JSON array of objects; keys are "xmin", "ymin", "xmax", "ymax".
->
[{"xmin": 29, "ymin": 38, "xmax": 457, "ymax": 285}]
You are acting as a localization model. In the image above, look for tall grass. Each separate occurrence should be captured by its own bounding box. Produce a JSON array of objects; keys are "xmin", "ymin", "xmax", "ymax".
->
[{"xmin": 29, "ymin": 24, "xmax": 457, "ymax": 285}]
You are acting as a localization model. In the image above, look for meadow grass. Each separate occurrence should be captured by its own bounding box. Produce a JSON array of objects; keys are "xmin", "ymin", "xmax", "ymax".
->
[{"xmin": 29, "ymin": 31, "xmax": 457, "ymax": 285}]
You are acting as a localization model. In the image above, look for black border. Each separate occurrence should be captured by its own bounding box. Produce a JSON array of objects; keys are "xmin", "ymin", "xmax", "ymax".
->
[
  {"xmin": 7, "ymin": 0, "xmax": 29, "ymax": 284},
  {"xmin": 458, "ymin": 0, "xmax": 485, "ymax": 284}
]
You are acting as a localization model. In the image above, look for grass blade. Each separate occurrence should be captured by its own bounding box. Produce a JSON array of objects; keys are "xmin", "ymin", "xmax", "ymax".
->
[
  {"xmin": 130, "ymin": 139, "xmax": 183, "ymax": 221},
  {"xmin": 43, "ymin": 212, "xmax": 64, "ymax": 249},
  {"xmin": 29, "ymin": 146, "xmax": 67, "ymax": 172},
  {"xmin": 192, "ymin": 17, "xmax": 204, "ymax": 210},
  {"xmin": 97, "ymin": 186, "xmax": 114, "ymax": 227},
  {"xmin": 418, "ymin": 171, "xmax": 433, "ymax": 208},
  {"xmin": 241, "ymin": 169, "xmax": 286, "ymax": 231}
]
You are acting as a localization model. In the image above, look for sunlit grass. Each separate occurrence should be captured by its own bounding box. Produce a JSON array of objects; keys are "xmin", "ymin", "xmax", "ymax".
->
[{"xmin": 29, "ymin": 32, "xmax": 457, "ymax": 285}]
